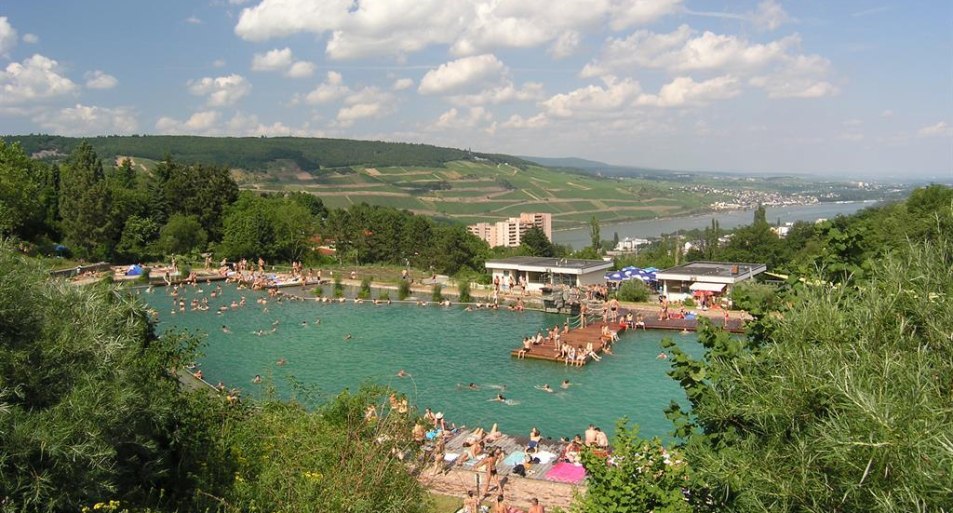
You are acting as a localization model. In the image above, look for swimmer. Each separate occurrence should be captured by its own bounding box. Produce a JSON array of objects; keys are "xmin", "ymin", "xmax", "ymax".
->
[
  {"xmin": 272, "ymin": 320, "xmax": 280, "ymax": 327},
  {"xmin": 536, "ymin": 384, "xmax": 554, "ymax": 393},
  {"xmin": 221, "ymin": 325, "xmax": 231, "ymax": 334},
  {"xmin": 276, "ymin": 358, "xmax": 287, "ymax": 366},
  {"xmin": 344, "ymin": 333, "xmax": 352, "ymax": 340},
  {"xmin": 560, "ymin": 379, "xmax": 571, "ymax": 389},
  {"xmin": 657, "ymin": 352, "xmax": 668, "ymax": 360},
  {"xmin": 314, "ymin": 319, "xmax": 321, "ymax": 325},
  {"xmin": 397, "ymin": 369, "xmax": 408, "ymax": 378},
  {"xmin": 301, "ymin": 321, "xmax": 309, "ymax": 327},
  {"xmin": 468, "ymin": 383, "xmax": 480, "ymax": 391},
  {"xmin": 494, "ymin": 393, "xmax": 506, "ymax": 402},
  {"xmin": 252, "ymin": 374, "xmax": 262, "ymax": 384}
]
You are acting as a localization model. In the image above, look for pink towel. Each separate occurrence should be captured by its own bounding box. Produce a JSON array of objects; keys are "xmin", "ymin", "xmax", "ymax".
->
[{"xmin": 545, "ymin": 462, "xmax": 587, "ymax": 483}]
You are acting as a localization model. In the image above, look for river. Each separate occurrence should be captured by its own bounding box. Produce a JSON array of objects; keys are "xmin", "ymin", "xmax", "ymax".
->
[{"xmin": 554, "ymin": 201, "xmax": 880, "ymax": 249}]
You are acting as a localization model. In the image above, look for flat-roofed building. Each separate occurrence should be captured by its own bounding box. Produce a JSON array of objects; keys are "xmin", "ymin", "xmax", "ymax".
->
[
  {"xmin": 484, "ymin": 256, "xmax": 612, "ymax": 292},
  {"xmin": 655, "ymin": 261, "xmax": 767, "ymax": 302},
  {"xmin": 468, "ymin": 212, "xmax": 553, "ymax": 248}
]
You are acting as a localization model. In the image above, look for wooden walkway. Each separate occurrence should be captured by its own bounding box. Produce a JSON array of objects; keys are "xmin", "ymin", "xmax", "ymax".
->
[{"xmin": 510, "ymin": 306, "xmax": 746, "ymax": 364}]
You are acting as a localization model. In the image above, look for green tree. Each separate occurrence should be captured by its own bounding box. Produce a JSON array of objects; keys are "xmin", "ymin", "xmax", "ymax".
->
[
  {"xmin": 614, "ymin": 279, "xmax": 651, "ymax": 302},
  {"xmin": 588, "ymin": 215, "xmax": 601, "ymax": 251},
  {"xmin": 115, "ymin": 215, "xmax": 160, "ymax": 262},
  {"xmin": 663, "ymin": 240, "xmax": 953, "ymax": 512},
  {"xmin": 575, "ymin": 421, "xmax": 693, "ymax": 513},
  {"xmin": 0, "ymin": 244, "xmax": 210, "ymax": 511},
  {"xmin": 220, "ymin": 193, "xmax": 277, "ymax": 260},
  {"xmin": 58, "ymin": 142, "xmax": 115, "ymax": 259},
  {"xmin": 0, "ymin": 141, "xmax": 41, "ymax": 238},
  {"xmin": 272, "ymin": 199, "xmax": 317, "ymax": 262},
  {"xmin": 520, "ymin": 225, "xmax": 555, "ymax": 257},
  {"xmin": 158, "ymin": 213, "xmax": 208, "ymax": 255}
]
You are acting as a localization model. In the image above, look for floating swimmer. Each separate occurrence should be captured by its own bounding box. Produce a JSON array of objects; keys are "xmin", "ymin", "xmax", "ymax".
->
[
  {"xmin": 397, "ymin": 369, "xmax": 408, "ymax": 378},
  {"xmin": 221, "ymin": 325, "xmax": 231, "ymax": 334},
  {"xmin": 561, "ymin": 379, "xmax": 571, "ymax": 389},
  {"xmin": 535, "ymin": 384, "xmax": 554, "ymax": 393},
  {"xmin": 344, "ymin": 333, "xmax": 352, "ymax": 340}
]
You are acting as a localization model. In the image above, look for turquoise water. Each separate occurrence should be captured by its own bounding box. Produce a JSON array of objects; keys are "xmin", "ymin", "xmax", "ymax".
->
[{"xmin": 152, "ymin": 284, "xmax": 704, "ymax": 440}]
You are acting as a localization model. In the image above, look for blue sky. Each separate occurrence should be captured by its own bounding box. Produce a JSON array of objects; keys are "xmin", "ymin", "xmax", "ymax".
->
[{"xmin": 1, "ymin": 1, "xmax": 950, "ymax": 179}]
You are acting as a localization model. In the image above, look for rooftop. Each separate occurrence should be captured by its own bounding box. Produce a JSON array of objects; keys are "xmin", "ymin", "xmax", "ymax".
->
[
  {"xmin": 657, "ymin": 261, "xmax": 767, "ymax": 278},
  {"xmin": 485, "ymin": 256, "xmax": 611, "ymax": 271}
]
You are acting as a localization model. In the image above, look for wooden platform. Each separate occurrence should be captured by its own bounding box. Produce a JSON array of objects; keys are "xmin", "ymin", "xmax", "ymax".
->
[
  {"xmin": 510, "ymin": 307, "xmax": 745, "ymax": 364},
  {"xmin": 427, "ymin": 428, "xmax": 577, "ymax": 485}
]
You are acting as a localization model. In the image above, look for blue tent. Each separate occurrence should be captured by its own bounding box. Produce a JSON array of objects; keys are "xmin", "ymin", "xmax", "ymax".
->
[
  {"xmin": 605, "ymin": 271, "xmax": 625, "ymax": 281},
  {"xmin": 125, "ymin": 264, "xmax": 144, "ymax": 276}
]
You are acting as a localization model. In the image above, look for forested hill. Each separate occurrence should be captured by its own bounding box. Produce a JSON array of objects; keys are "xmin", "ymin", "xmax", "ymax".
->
[{"xmin": 1, "ymin": 134, "xmax": 536, "ymax": 170}]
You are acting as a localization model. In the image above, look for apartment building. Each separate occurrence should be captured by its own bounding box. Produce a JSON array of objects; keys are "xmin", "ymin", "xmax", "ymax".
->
[{"xmin": 467, "ymin": 212, "xmax": 553, "ymax": 248}]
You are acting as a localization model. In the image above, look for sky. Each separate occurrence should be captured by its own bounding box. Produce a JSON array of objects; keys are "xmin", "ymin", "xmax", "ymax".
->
[{"xmin": 1, "ymin": 1, "xmax": 951, "ymax": 179}]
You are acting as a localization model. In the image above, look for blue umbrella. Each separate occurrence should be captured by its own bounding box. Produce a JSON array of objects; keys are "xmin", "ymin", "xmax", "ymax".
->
[
  {"xmin": 606, "ymin": 271, "xmax": 625, "ymax": 281},
  {"xmin": 623, "ymin": 269, "xmax": 636, "ymax": 277},
  {"xmin": 621, "ymin": 266, "xmax": 639, "ymax": 272}
]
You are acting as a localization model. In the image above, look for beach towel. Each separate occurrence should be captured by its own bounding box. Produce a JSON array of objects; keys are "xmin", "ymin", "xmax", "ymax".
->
[
  {"xmin": 461, "ymin": 454, "xmax": 486, "ymax": 468},
  {"xmin": 545, "ymin": 462, "xmax": 587, "ymax": 484},
  {"xmin": 444, "ymin": 453, "xmax": 460, "ymax": 462},
  {"xmin": 502, "ymin": 451, "xmax": 526, "ymax": 466},
  {"xmin": 535, "ymin": 450, "xmax": 556, "ymax": 465}
]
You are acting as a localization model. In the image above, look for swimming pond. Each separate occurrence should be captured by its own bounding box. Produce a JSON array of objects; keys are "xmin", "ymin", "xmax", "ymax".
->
[{"xmin": 152, "ymin": 284, "xmax": 704, "ymax": 440}]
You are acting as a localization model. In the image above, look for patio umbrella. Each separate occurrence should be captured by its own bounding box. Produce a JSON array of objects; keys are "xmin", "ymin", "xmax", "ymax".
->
[{"xmin": 606, "ymin": 271, "xmax": 625, "ymax": 281}]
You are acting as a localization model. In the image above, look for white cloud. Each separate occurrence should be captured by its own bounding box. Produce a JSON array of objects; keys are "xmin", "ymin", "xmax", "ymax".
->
[
  {"xmin": 432, "ymin": 106, "xmax": 492, "ymax": 129},
  {"xmin": 187, "ymin": 74, "xmax": 251, "ymax": 106},
  {"xmin": 286, "ymin": 61, "xmax": 315, "ymax": 78},
  {"xmin": 252, "ymin": 47, "xmax": 294, "ymax": 71},
  {"xmin": 305, "ymin": 71, "xmax": 350, "ymax": 104},
  {"xmin": 541, "ymin": 77, "xmax": 641, "ymax": 118},
  {"xmin": 185, "ymin": 16, "xmax": 203, "ymax": 25},
  {"xmin": 917, "ymin": 121, "xmax": 952, "ymax": 138},
  {"xmin": 501, "ymin": 113, "xmax": 549, "ymax": 129},
  {"xmin": 156, "ymin": 110, "xmax": 221, "ymax": 134},
  {"xmin": 751, "ymin": 0, "xmax": 792, "ymax": 31},
  {"xmin": 0, "ymin": 17, "xmax": 17, "ymax": 56},
  {"xmin": 549, "ymin": 31, "xmax": 581, "ymax": 59},
  {"xmin": 419, "ymin": 54, "xmax": 506, "ymax": 95},
  {"xmin": 582, "ymin": 25, "xmax": 800, "ymax": 77},
  {"xmin": 22, "ymin": 33, "xmax": 39, "ymax": 44},
  {"xmin": 337, "ymin": 86, "xmax": 395, "ymax": 126},
  {"xmin": 392, "ymin": 78, "xmax": 414, "ymax": 91},
  {"xmin": 233, "ymin": 0, "xmax": 679, "ymax": 60},
  {"xmin": 251, "ymin": 48, "xmax": 314, "ymax": 78},
  {"xmin": 749, "ymin": 54, "xmax": 837, "ymax": 98},
  {"xmin": 449, "ymin": 82, "xmax": 545, "ymax": 106},
  {"xmin": 609, "ymin": 0, "xmax": 683, "ymax": 30},
  {"xmin": 212, "ymin": 59, "xmax": 226, "ymax": 68},
  {"xmin": 636, "ymin": 75, "xmax": 741, "ymax": 107},
  {"xmin": 0, "ymin": 54, "xmax": 78, "ymax": 105},
  {"xmin": 881, "ymin": 109, "xmax": 894, "ymax": 118},
  {"xmin": 35, "ymin": 104, "xmax": 138, "ymax": 135},
  {"xmin": 85, "ymin": 70, "xmax": 118, "ymax": 90}
]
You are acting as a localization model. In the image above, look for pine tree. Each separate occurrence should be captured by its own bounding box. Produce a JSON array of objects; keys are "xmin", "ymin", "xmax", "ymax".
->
[{"xmin": 58, "ymin": 142, "xmax": 114, "ymax": 259}]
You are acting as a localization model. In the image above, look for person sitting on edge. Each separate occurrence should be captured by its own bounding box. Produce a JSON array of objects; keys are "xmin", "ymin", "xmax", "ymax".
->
[
  {"xmin": 594, "ymin": 427, "xmax": 609, "ymax": 449},
  {"xmin": 585, "ymin": 424, "xmax": 597, "ymax": 446},
  {"xmin": 528, "ymin": 497, "xmax": 546, "ymax": 513}
]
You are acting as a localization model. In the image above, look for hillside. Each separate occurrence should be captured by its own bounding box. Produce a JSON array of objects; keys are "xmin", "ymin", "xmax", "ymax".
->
[{"xmin": 1, "ymin": 135, "xmax": 712, "ymax": 229}]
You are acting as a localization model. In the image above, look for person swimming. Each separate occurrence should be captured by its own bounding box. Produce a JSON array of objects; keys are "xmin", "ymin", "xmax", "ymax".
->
[
  {"xmin": 536, "ymin": 384, "xmax": 554, "ymax": 393},
  {"xmin": 397, "ymin": 369, "xmax": 408, "ymax": 378},
  {"xmin": 560, "ymin": 379, "xmax": 571, "ymax": 389},
  {"xmin": 276, "ymin": 358, "xmax": 287, "ymax": 366},
  {"xmin": 252, "ymin": 374, "xmax": 262, "ymax": 384},
  {"xmin": 344, "ymin": 333, "xmax": 352, "ymax": 340},
  {"xmin": 494, "ymin": 393, "xmax": 506, "ymax": 402},
  {"xmin": 221, "ymin": 325, "xmax": 231, "ymax": 334}
]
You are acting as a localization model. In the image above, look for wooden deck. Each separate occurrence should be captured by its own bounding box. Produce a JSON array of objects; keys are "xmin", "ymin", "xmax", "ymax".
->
[
  {"xmin": 427, "ymin": 428, "xmax": 578, "ymax": 485},
  {"xmin": 510, "ymin": 307, "xmax": 745, "ymax": 364}
]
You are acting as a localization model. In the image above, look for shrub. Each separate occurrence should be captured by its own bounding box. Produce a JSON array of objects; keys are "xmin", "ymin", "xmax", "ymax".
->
[
  {"xmin": 615, "ymin": 280, "xmax": 650, "ymax": 302},
  {"xmin": 682, "ymin": 297, "xmax": 696, "ymax": 307},
  {"xmin": 431, "ymin": 284, "xmax": 443, "ymax": 302},
  {"xmin": 333, "ymin": 275, "xmax": 344, "ymax": 298},
  {"xmin": 312, "ymin": 285, "xmax": 324, "ymax": 297},
  {"xmin": 730, "ymin": 281, "xmax": 780, "ymax": 312},
  {"xmin": 357, "ymin": 277, "xmax": 372, "ymax": 299},
  {"xmin": 377, "ymin": 289, "xmax": 390, "ymax": 301},
  {"xmin": 457, "ymin": 280, "xmax": 472, "ymax": 303},
  {"xmin": 398, "ymin": 280, "xmax": 411, "ymax": 300}
]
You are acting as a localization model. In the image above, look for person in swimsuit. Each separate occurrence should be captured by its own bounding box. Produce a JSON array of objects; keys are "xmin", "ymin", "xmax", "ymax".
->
[
  {"xmin": 527, "ymin": 427, "xmax": 542, "ymax": 451},
  {"xmin": 475, "ymin": 447, "xmax": 503, "ymax": 497}
]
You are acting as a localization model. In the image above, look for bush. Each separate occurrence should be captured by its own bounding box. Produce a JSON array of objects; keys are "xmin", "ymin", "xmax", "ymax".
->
[
  {"xmin": 377, "ymin": 289, "xmax": 390, "ymax": 301},
  {"xmin": 312, "ymin": 285, "xmax": 324, "ymax": 297},
  {"xmin": 457, "ymin": 280, "xmax": 472, "ymax": 303},
  {"xmin": 333, "ymin": 275, "xmax": 344, "ymax": 298},
  {"xmin": 615, "ymin": 280, "xmax": 651, "ymax": 302},
  {"xmin": 357, "ymin": 277, "xmax": 372, "ymax": 300},
  {"xmin": 682, "ymin": 297, "xmax": 696, "ymax": 307},
  {"xmin": 431, "ymin": 284, "xmax": 443, "ymax": 302},
  {"xmin": 730, "ymin": 281, "xmax": 780, "ymax": 312},
  {"xmin": 398, "ymin": 280, "xmax": 411, "ymax": 300}
]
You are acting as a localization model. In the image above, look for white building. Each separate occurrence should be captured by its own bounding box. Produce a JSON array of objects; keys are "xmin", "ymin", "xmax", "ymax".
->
[
  {"xmin": 468, "ymin": 212, "xmax": 553, "ymax": 248},
  {"xmin": 484, "ymin": 256, "xmax": 612, "ymax": 292},
  {"xmin": 655, "ymin": 261, "xmax": 767, "ymax": 302},
  {"xmin": 614, "ymin": 237, "xmax": 651, "ymax": 252}
]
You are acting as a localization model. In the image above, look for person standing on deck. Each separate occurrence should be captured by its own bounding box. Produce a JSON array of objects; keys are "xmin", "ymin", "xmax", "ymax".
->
[{"xmin": 475, "ymin": 447, "xmax": 504, "ymax": 497}]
